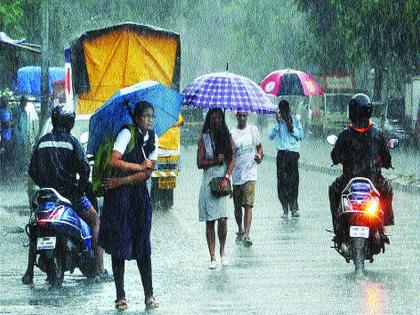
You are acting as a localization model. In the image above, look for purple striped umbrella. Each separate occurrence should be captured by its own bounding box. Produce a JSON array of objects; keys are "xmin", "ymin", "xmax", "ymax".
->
[{"xmin": 182, "ymin": 71, "xmax": 276, "ymax": 114}]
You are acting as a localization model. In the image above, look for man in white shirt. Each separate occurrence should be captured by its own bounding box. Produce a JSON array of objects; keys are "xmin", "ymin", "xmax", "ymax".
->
[{"xmin": 230, "ymin": 112, "xmax": 263, "ymax": 246}]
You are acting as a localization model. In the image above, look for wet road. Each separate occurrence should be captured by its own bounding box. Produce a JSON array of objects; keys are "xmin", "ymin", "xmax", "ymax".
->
[{"xmin": 0, "ymin": 146, "xmax": 419, "ymax": 314}]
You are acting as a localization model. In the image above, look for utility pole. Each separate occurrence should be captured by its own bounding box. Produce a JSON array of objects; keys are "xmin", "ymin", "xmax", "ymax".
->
[{"xmin": 40, "ymin": 0, "xmax": 50, "ymax": 132}]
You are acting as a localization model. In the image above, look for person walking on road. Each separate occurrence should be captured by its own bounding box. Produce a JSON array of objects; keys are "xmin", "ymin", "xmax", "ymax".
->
[
  {"xmin": 230, "ymin": 112, "xmax": 263, "ymax": 246},
  {"xmin": 269, "ymin": 99, "xmax": 304, "ymax": 218},
  {"xmin": 99, "ymin": 101, "xmax": 159, "ymax": 311},
  {"xmin": 197, "ymin": 108, "xmax": 236, "ymax": 269}
]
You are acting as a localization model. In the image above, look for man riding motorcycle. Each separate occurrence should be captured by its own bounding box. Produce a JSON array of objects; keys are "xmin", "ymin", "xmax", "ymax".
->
[
  {"xmin": 22, "ymin": 105, "xmax": 106, "ymax": 284},
  {"xmin": 329, "ymin": 93, "xmax": 394, "ymax": 233}
]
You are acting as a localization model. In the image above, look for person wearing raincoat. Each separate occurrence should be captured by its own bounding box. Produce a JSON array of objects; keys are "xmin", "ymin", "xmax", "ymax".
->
[
  {"xmin": 99, "ymin": 100, "xmax": 159, "ymax": 311},
  {"xmin": 329, "ymin": 93, "xmax": 394, "ymax": 232},
  {"xmin": 22, "ymin": 105, "xmax": 105, "ymax": 285}
]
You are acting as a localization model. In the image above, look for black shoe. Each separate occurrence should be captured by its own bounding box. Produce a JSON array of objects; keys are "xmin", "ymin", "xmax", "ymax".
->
[{"xmin": 291, "ymin": 212, "xmax": 300, "ymax": 218}]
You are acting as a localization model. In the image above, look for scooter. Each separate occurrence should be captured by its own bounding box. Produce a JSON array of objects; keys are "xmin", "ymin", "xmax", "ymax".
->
[
  {"xmin": 25, "ymin": 188, "xmax": 96, "ymax": 286},
  {"xmin": 327, "ymin": 135, "xmax": 397, "ymax": 273},
  {"xmin": 333, "ymin": 177, "xmax": 389, "ymax": 273}
]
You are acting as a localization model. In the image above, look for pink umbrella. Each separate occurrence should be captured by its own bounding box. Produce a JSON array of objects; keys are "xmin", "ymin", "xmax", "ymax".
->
[{"xmin": 260, "ymin": 68, "xmax": 323, "ymax": 96}]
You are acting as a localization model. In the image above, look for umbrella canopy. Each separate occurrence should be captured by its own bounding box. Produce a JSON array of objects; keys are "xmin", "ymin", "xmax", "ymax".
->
[
  {"xmin": 182, "ymin": 71, "xmax": 276, "ymax": 114},
  {"xmin": 260, "ymin": 69, "xmax": 323, "ymax": 96},
  {"xmin": 87, "ymin": 81, "xmax": 183, "ymax": 155}
]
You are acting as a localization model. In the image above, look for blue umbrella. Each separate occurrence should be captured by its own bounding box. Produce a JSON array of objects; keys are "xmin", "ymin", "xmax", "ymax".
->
[{"xmin": 87, "ymin": 81, "xmax": 183, "ymax": 155}]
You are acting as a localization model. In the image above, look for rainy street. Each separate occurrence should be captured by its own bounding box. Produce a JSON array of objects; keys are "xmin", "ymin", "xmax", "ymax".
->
[
  {"xmin": 0, "ymin": 138, "xmax": 418, "ymax": 315},
  {"xmin": 0, "ymin": 1, "xmax": 418, "ymax": 314}
]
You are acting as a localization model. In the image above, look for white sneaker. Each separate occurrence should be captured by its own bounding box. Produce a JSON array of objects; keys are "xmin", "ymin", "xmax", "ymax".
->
[
  {"xmin": 208, "ymin": 260, "xmax": 217, "ymax": 269},
  {"xmin": 221, "ymin": 256, "xmax": 229, "ymax": 267}
]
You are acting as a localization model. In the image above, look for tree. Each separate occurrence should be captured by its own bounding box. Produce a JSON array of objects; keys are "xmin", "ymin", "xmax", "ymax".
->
[
  {"xmin": 297, "ymin": 0, "xmax": 420, "ymax": 101},
  {"xmin": 333, "ymin": 0, "xmax": 419, "ymax": 100},
  {"xmin": 0, "ymin": 0, "xmax": 24, "ymax": 36},
  {"xmin": 296, "ymin": 0, "xmax": 349, "ymax": 73}
]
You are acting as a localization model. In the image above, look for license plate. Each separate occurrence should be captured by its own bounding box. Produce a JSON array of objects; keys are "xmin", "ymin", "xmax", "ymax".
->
[
  {"xmin": 158, "ymin": 177, "xmax": 176, "ymax": 190},
  {"xmin": 37, "ymin": 237, "xmax": 56, "ymax": 250},
  {"xmin": 349, "ymin": 226, "xmax": 369, "ymax": 238}
]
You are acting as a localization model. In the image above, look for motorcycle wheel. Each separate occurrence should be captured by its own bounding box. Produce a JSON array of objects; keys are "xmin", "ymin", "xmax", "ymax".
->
[
  {"xmin": 46, "ymin": 252, "xmax": 64, "ymax": 287},
  {"xmin": 352, "ymin": 237, "xmax": 366, "ymax": 274}
]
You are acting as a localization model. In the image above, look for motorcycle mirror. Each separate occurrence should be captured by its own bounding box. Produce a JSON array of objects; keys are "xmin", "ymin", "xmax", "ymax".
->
[
  {"xmin": 79, "ymin": 131, "xmax": 89, "ymax": 145},
  {"xmin": 387, "ymin": 138, "xmax": 399, "ymax": 149},
  {"xmin": 327, "ymin": 134, "xmax": 337, "ymax": 146}
]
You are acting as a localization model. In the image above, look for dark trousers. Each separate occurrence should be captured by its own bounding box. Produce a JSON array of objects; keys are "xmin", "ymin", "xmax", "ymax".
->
[
  {"xmin": 276, "ymin": 150, "xmax": 300, "ymax": 213},
  {"xmin": 0, "ymin": 140, "xmax": 12, "ymax": 178},
  {"xmin": 329, "ymin": 174, "xmax": 394, "ymax": 231},
  {"xmin": 112, "ymin": 255, "xmax": 153, "ymax": 302}
]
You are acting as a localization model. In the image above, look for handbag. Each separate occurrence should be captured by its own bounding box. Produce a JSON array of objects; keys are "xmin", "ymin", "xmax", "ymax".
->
[{"xmin": 210, "ymin": 177, "xmax": 232, "ymax": 197}]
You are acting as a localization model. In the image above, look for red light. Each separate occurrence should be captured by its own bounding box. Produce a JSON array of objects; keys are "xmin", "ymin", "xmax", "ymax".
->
[{"xmin": 65, "ymin": 68, "xmax": 71, "ymax": 95}]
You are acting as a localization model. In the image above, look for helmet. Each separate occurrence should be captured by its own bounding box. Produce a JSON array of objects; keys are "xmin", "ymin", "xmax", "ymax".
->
[
  {"xmin": 348, "ymin": 93, "xmax": 372, "ymax": 124},
  {"xmin": 51, "ymin": 105, "xmax": 75, "ymax": 132}
]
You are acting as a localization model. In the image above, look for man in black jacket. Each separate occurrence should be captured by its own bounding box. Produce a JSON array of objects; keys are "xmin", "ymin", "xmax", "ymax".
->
[
  {"xmin": 22, "ymin": 106, "xmax": 105, "ymax": 284},
  {"xmin": 329, "ymin": 93, "xmax": 394, "ymax": 232}
]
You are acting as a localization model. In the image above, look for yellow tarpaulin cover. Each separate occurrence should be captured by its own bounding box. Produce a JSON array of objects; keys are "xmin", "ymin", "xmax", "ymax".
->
[
  {"xmin": 159, "ymin": 114, "xmax": 183, "ymax": 150},
  {"xmin": 77, "ymin": 29, "xmax": 178, "ymax": 114}
]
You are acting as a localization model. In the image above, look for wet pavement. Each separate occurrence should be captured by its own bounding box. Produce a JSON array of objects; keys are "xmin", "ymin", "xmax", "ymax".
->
[{"xmin": 0, "ymin": 141, "xmax": 419, "ymax": 314}]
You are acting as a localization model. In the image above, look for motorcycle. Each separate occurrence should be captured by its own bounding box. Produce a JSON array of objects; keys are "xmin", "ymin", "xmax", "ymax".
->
[
  {"xmin": 327, "ymin": 135, "xmax": 397, "ymax": 273},
  {"xmin": 25, "ymin": 188, "xmax": 96, "ymax": 286}
]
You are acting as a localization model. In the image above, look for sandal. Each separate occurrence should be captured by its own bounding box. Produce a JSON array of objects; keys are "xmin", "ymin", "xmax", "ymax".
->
[
  {"xmin": 145, "ymin": 296, "xmax": 159, "ymax": 309},
  {"xmin": 115, "ymin": 298, "xmax": 129, "ymax": 311}
]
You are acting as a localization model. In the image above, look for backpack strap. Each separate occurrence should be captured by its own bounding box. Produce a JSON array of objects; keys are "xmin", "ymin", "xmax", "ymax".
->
[{"xmin": 126, "ymin": 125, "xmax": 137, "ymax": 153}]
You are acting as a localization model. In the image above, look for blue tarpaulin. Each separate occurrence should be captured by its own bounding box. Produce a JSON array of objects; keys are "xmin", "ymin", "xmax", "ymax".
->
[{"xmin": 16, "ymin": 66, "xmax": 65, "ymax": 96}]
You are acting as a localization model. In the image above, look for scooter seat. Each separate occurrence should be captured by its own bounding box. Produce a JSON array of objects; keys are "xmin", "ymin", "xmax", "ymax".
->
[{"xmin": 35, "ymin": 188, "xmax": 73, "ymax": 207}]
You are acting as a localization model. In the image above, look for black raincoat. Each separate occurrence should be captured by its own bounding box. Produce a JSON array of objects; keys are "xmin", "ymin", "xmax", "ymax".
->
[
  {"xmin": 28, "ymin": 127, "xmax": 90, "ymax": 201},
  {"xmin": 329, "ymin": 122, "xmax": 394, "ymax": 227},
  {"xmin": 331, "ymin": 122, "xmax": 391, "ymax": 178}
]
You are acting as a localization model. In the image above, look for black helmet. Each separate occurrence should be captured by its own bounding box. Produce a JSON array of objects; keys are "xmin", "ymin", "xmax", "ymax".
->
[
  {"xmin": 348, "ymin": 93, "xmax": 372, "ymax": 124},
  {"xmin": 51, "ymin": 105, "xmax": 75, "ymax": 132}
]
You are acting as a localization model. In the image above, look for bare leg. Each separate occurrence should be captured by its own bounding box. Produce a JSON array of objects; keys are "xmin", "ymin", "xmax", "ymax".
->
[
  {"xmin": 81, "ymin": 207, "xmax": 103, "ymax": 273},
  {"xmin": 22, "ymin": 238, "xmax": 36, "ymax": 284},
  {"xmin": 206, "ymin": 221, "xmax": 216, "ymax": 261},
  {"xmin": 234, "ymin": 204, "xmax": 244, "ymax": 234},
  {"xmin": 217, "ymin": 218, "xmax": 227, "ymax": 257},
  {"xmin": 243, "ymin": 206, "xmax": 253, "ymax": 237}
]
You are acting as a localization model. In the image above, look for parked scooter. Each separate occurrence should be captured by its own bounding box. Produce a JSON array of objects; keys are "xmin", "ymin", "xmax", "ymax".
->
[
  {"xmin": 327, "ymin": 135, "xmax": 397, "ymax": 273},
  {"xmin": 25, "ymin": 188, "xmax": 96, "ymax": 286}
]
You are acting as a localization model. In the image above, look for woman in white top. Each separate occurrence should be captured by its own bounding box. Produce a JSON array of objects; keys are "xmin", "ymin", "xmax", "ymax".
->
[{"xmin": 197, "ymin": 108, "xmax": 235, "ymax": 269}]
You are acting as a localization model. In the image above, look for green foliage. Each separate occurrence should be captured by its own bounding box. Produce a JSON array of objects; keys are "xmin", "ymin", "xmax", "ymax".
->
[
  {"xmin": 0, "ymin": 0, "xmax": 24, "ymax": 36},
  {"xmin": 3, "ymin": 0, "xmax": 418, "ymax": 101},
  {"xmin": 297, "ymin": 0, "xmax": 419, "ymax": 100}
]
